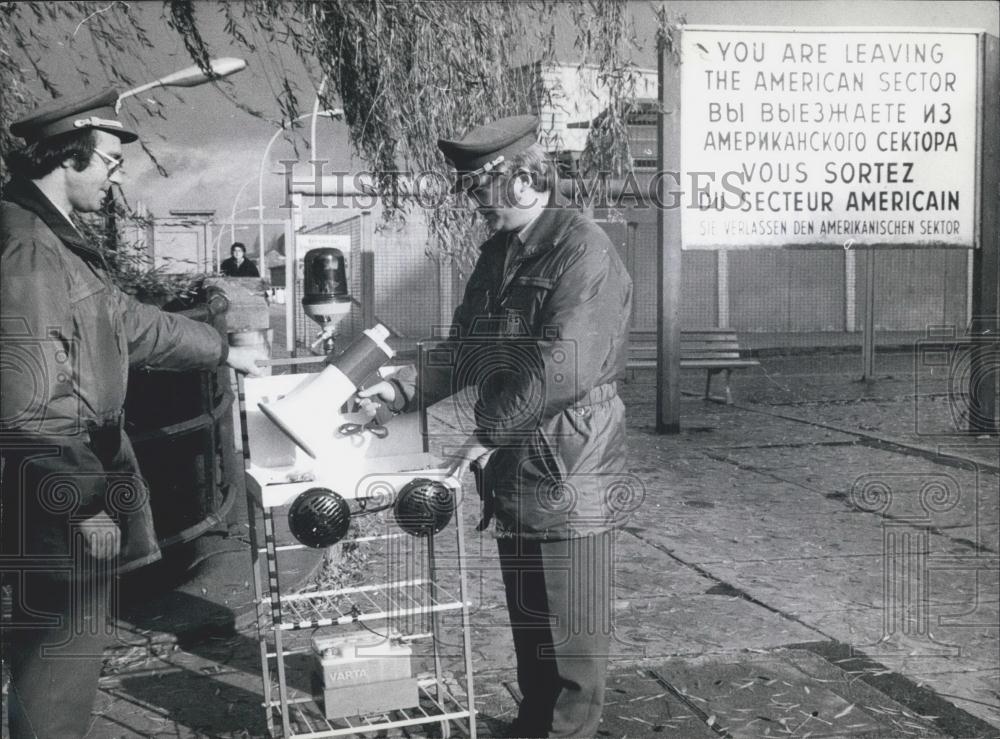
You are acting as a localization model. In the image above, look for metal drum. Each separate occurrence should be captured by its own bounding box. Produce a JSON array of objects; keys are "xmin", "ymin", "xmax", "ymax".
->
[{"xmin": 123, "ymin": 291, "xmax": 239, "ymax": 550}]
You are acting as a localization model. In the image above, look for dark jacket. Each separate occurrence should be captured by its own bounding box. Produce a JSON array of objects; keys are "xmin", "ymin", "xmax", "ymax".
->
[
  {"xmin": 398, "ymin": 205, "xmax": 633, "ymax": 539},
  {"xmin": 220, "ymin": 255, "xmax": 260, "ymax": 277},
  {"xmin": 0, "ymin": 178, "xmax": 227, "ymax": 574}
]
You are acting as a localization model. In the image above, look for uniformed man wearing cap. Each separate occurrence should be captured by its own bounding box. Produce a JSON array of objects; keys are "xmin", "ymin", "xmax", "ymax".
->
[
  {"xmin": 360, "ymin": 116, "xmax": 633, "ymax": 737},
  {"xmin": 0, "ymin": 90, "xmax": 264, "ymax": 738}
]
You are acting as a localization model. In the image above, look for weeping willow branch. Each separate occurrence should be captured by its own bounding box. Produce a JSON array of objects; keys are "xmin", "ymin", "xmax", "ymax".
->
[
  {"xmin": 575, "ymin": 0, "xmax": 642, "ymax": 178},
  {"xmin": 1, "ymin": 0, "xmax": 648, "ymax": 268},
  {"xmin": 0, "ymin": 1, "xmax": 158, "ymax": 179}
]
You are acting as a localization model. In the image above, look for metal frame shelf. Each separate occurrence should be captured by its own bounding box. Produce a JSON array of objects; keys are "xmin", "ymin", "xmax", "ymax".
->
[
  {"xmin": 265, "ymin": 677, "xmax": 473, "ymax": 739},
  {"xmin": 237, "ymin": 363, "xmax": 477, "ymax": 739},
  {"xmin": 272, "ymin": 578, "xmax": 467, "ymax": 631}
]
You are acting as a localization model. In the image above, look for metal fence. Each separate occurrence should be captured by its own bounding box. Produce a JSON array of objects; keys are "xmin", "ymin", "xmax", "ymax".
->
[
  {"xmin": 136, "ymin": 210, "xmax": 972, "ymax": 352},
  {"xmin": 602, "ymin": 217, "xmax": 970, "ymax": 341},
  {"xmin": 291, "ymin": 212, "xmax": 972, "ymax": 352}
]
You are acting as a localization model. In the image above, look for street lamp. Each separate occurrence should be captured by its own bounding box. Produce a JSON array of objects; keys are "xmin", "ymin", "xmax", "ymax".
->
[
  {"xmin": 310, "ymin": 75, "xmax": 329, "ymax": 164},
  {"xmin": 230, "ymin": 177, "xmax": 257, "ymax": 245},
  {"xmin": 106, "ymin": 58, "xmax": 246, "ymax": 252},
  {"xmin": 256, "ymin": 109, "xmax": 344, "ymax": 256},
  {"xmin": 116, "ymin": 58, "xmax": 248, "ymax": 111}
]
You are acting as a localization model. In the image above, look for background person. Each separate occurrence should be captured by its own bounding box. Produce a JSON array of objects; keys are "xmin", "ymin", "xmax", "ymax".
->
[
  {"xmin": 220, "ymin": 241, "xmax": 260, "ymax": 277},
  {"xmin": 360, "ymin": 115, "xmax": 633, "ymax": 738},
  {"xmin": 0, "ymin": 89, "xmax": 264, "ymax": 739}
]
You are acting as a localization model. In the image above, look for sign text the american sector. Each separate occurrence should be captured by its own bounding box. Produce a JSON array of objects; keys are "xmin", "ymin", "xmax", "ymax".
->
[{"xmin": 681, "ymin": 29, "xmax": 977, "ymax": 248}]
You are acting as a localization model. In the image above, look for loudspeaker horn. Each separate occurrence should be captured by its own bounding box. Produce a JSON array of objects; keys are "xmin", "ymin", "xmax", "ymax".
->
[{"xmin": 258, "ymin": 324, "xmax": 394, "ymax": 458}]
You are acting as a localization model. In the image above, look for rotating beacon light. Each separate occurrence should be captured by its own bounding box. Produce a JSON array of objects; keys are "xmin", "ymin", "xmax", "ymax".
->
[
  {"xmin": 258, "ymin": 324, "xmax": 395, "ymax": 458},
  {"xmin": 303, "ymin": 247, "xmax": 352, "ymax": 355}
]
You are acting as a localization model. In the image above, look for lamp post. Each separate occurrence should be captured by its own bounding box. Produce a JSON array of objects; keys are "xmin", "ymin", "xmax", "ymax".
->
[
  {"xmin": 116, "ymin": 58, "xmax": 247, "ymax": 111},
  {"xmin": 230, "ymin": 177, "xmax": 257, "ymax": 245},
  {"xmin": 310, "ymin": 76, "xmax": 329, "ymax": 165},
  {"xmin": 110, "ymin": 58, "xmax": 247, "ymax": 254},
  {"xmin": 256, "ymin": 108, "xmax": 343, "ymax": 257}
]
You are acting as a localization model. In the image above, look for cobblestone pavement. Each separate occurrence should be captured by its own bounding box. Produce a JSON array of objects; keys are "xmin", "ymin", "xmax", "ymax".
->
[{"xmin": 7, "ymin": 346, "xmax": 996, "ymax": 738}]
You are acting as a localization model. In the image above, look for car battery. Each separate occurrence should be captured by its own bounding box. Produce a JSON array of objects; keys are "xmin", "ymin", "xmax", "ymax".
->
[{"xmin": 310, "ymin": 632, "xmax": 418, "ymax": 718}]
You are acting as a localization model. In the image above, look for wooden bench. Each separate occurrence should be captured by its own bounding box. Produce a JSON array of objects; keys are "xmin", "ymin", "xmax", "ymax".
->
[{"xmin": 626, "ymin": 329, "xmax": 761, "ymax": 404}]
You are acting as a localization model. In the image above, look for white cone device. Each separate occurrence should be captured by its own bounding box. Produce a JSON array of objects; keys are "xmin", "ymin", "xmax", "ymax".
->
[{"xmin": 258, "ymin": 324, "xmax": 394, "ymax": 458}]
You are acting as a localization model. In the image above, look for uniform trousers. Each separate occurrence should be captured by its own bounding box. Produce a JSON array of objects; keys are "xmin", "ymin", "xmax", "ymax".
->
[
  {"xmin": 498, "ymin": 531, "xmax": 614, "ymax": 738},
  {"xmin": 2, "ymin": 423, "xmax": 128, "ymax": 738},
  {"xmin": 4, "ymin": 571, "xmax": 114, "ymax": 738}
]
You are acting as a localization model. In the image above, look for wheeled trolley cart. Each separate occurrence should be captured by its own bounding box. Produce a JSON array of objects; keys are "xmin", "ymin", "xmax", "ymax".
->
[{"xmin": 237, "ymin": 360, "xmax": 477, "ymax": 738}]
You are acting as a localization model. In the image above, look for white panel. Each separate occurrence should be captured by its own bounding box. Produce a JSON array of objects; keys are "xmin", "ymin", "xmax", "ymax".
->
[{"xmin": 681, "ymin": 28, "xmax": 979, "ymax": 248}]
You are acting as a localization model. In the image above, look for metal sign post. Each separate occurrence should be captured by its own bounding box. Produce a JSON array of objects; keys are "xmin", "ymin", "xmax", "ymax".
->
[
  {"xmin": 861, "ymin": 247, "xmax": 877, "ymax": 381},
  {"xmin": 969, "ymin": 33, "xmax": 1000, "ymax": 432},
  {"xmin": 657, "ymin": 33, "xmax": 683, "ymax": 434}
]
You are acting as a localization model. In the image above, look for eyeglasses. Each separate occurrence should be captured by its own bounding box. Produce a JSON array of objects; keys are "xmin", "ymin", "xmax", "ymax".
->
[
  {"xmin": 467, "ymin": 179, "xmax": 496, "ymax": 203},
  {"xmin": 466, "ymin": 167, "xmax": 527, "ymax": 205},
  {"xmin": 93, "ymin": 148, "xmax": 124, "ymax": 177}
]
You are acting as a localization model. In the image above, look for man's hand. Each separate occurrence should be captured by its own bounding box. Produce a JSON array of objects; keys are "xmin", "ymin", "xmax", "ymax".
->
[
  {"xmin": 356, "ymin": 380, "xmax": 397, "ymax": 405},
  {"xmin": 78, "ymin": 510, "xmax": 121, "ymax": 561},
  {"xmin": 226, "ymin": 344, "xmax": 266, "ymax": 376},
  {"xmin": 444, "ymin": 436, "xmax": 494, "ymax": 487}
]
